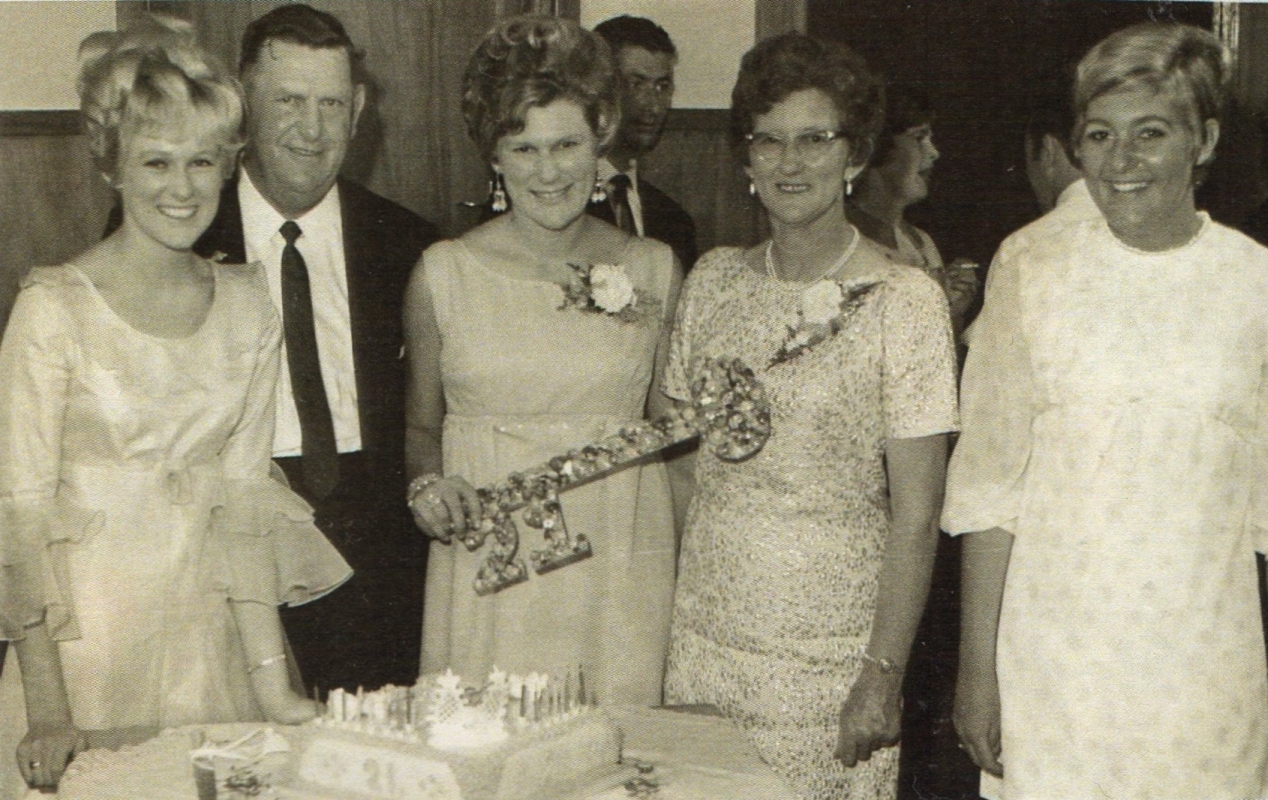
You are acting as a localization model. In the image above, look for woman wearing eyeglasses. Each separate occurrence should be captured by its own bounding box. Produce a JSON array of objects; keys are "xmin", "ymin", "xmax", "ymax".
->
[{"xmin": 660, "ymin": 34, "xmax": 958, "ymax": 800}]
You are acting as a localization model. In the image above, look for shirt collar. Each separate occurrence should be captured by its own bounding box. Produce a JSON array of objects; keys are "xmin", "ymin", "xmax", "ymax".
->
[{"xmin": 239, "ymin": 168, "xmax": 342, "ymax": 243}]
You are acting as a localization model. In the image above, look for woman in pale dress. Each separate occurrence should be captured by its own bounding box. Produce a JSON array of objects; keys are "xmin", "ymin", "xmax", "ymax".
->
[
  {"xmin": 847, "ymin": 85, "xmax": 977, "ymax": 338},
  {"xmin": 0, "ymin": 17, "xmax": 349, "ymax": 795},
  {"xmin": 661, "ymin": 34, "xmax": 958, "ymax": 799},
  {"xmin": 948, "ymin": 22, "xmax": 1268, "ymax": 799},
  {"xmin": 405, "ymin": 15, "xmax": 680, "ymax": 705}
]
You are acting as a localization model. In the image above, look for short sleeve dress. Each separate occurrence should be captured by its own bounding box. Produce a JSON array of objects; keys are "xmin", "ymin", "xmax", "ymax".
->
[
  {"xmin": 419, "ymin": 236, "xmax": 677, "ymax": 707},
  {"xmin": 943, "ymin": 213, "xmax": 1268, "ymax": 799},
  {"xmin": 662, "ymin": 243, "xmax": 959, "ymax": 800},
  {"xmin": 0, "ymin": 263, "xmax": 350, "ymax": 799}
]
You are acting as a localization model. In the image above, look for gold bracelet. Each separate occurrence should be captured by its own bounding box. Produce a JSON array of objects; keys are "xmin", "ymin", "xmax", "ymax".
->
[
  {"xmin": 407, "ymin": 472, "xmax": 444, "ymax": 506},
  {"xmin": 249, "ymin": 653, "xmax": 287, "ymax": 674}
]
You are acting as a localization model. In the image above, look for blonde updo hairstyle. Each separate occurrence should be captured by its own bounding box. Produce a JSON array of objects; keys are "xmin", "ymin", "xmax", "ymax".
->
[
  {"xmin": 1074, "ymin": 22, "xmax": 1230, "ymax": 179},
  {"xmin": 77, "ymin": 15, "xmax": 246, "ymax": 183},
  {"xmin": 462, "ymin": 15, "xmax": 619, "ymax": 163}
]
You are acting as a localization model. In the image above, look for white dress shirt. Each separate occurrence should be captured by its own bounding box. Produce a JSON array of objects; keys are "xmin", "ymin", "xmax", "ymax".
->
[
  {"xmin": 238, "ymin": 169, "xmax": 362, "ymax": 457},
  {"xmin": 597, "ymin": 158, "xmax": 646, "ymax": 237}
]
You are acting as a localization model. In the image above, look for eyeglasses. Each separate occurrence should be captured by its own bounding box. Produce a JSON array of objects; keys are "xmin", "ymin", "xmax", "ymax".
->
[{"xmin": 745, "ymin": 129, "xmax": 850, "ymax": 165}]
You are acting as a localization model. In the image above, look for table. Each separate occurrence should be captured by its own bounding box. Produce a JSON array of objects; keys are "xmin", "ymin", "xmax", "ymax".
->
[
  {"xmin": 48, "ymin": 706, "xmax": 794, "ymax": 800},
  {"xmin": 588, "ymin": 706, "xmax": 796, "ymax": 800}
]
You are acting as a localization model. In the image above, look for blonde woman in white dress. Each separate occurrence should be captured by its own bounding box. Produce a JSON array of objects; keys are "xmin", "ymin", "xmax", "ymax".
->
[{"xmin": 948, "ymin": 22, "xmax": 1268, "ymax": 800}]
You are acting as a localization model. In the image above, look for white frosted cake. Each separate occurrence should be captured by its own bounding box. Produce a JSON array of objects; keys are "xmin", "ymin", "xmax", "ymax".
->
[{"xmin": 58, "ymin": 669, "xmax": 627, "ymax": 800}]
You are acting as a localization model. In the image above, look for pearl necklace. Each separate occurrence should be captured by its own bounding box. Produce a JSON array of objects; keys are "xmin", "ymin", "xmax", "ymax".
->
[{"xmin": 766, "ymin": 225, "xmax": 860, "ymax": 284}]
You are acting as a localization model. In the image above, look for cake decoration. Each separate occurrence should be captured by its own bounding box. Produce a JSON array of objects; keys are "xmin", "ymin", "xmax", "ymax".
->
[{"xmin": 189, "ymin": 727, "xmax": 290, "ymax": 799}]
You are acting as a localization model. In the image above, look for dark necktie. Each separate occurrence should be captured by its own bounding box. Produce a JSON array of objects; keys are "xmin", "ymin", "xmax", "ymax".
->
[
  {"xmin": 607, "ymin": 173, "xmax": 637, "ymax": 235},
  {"xmin": 279, "ymin": 221, "xmax": 339, "ymax": 498}
]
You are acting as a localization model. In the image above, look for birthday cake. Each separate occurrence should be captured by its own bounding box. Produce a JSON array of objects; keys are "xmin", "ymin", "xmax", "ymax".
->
[{"xmin": 58, "ymin": 669, "xmax": 626, "ymax": 800}]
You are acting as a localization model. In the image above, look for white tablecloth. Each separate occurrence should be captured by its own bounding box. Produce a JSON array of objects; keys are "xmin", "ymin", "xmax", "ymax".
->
[
  {"xmin": 588, "ymin": 706, "xmax": 796, "ymax": 800},
  {"xmin": 45, "ymin": 705, "xmax": 794, "ymax": 800}
]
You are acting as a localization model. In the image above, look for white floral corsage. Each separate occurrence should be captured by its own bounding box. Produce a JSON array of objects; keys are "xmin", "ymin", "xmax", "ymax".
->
[
  {"xmin": 559, "ymin": 262, "xmax": 647, "ymax": 323},
  {"xmin": 770, "ymin": 279, "xmax": 880, "ymax": 366}
]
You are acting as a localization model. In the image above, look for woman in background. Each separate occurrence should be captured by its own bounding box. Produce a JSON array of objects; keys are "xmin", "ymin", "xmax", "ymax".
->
[
  {"xmin": 662, "ymin": 34, "xmax": 958, "ymax": 799},
  {"xmin": 0, "ymin": 17, "xmax": 350, "ymax": 794},
  {"xmin": 948, "ymin": 22, "xmax": 1268, "ymax": 799},
  {"xmin": 406, "ymin": 15, "xmax": 679, "ymax": 706},
  {"xmin": 847, "ymin": 85, "xmax": 978, "ymax": 337}
]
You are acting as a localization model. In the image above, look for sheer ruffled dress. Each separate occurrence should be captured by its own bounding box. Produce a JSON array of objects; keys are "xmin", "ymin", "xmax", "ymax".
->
[
  {"xmin": 662, "ymin": 245, "xmax": 959, "ymax": 800},
  {"xmin": 0, "ymin": 263, "xmax": 350, "ymax": 800},
  {"xmin": 419, "ymin": 237, "xmax": 677, "ymax": 707}
]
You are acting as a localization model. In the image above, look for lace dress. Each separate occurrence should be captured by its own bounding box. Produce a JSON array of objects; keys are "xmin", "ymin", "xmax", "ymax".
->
[
  {"xmin": 419, "ymin": 237, "xmax": 676, "ymax": 706},
  {"xmin": 943, "ymin": 214, "xmax": 1268, "ymax": 799},
  {"xmin": 662, "ymin": 244, "xmax": 959, "ymax": 799},
  {"xmin": 0, "ymin": 264, "xmax": 350, "ymax": 800}
]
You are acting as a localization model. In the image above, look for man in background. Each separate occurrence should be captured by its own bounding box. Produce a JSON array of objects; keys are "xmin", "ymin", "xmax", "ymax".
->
[
  {"xmin": 1022, "ymin": 80, "xmax": 1094, "ymax": 222},
  {"xmin": 593, "ymin": 15, "xmax": 698, "ymax": 271},
  {"xmin": 971, "ymin": 74, "xmax": 1097, "ymax": 323}
]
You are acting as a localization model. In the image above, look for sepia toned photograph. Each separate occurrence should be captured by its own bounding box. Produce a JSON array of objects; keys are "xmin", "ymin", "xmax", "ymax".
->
[{"xmin": 0, "ymin": 1, "xmax": 1265, "ymax": 799}]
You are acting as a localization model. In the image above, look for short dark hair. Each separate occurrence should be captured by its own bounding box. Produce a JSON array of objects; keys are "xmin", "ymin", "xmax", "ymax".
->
[
  {"xmin": 593, "ymin": 15, "xmax": 676, "ymax": 58},
  {"xmin": 730, "ymin": 33, "xmax": 883, "ymax": 167},
  {"xmin": 869, "ymin": 83, "xmax": 934, "ymax": 166},
  {"xmin": 463, "ymin": 15, "xmax": 618, "ymax": 162},
  {"xmin": 238, "ymin": 3, "xmax": 360, "ymax": 76},
  {"xmin": 1024, "ymin": 68, "xmax": 1076, "ymax": 162}
]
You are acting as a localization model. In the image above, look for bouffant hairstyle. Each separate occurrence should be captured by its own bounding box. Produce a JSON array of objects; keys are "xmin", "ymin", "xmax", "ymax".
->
[
  {"xmin": 594, "ymin": 15, "xmax": 676, "ymax": 59},
  {"xmin": 462, "ymin": 15, "xmax": 619, "ymax": 163},
  {"xmin": 1075, "ymin": 22, "xmax": 1229, "ymax": 135},
  {"xmin": 77, "ymin": 15, "xmax": 245, "ymax": 180},
  {"xmin": 869, "ymin": 83, "xmax": 934, "ymax": 167},
  {"xmin": 730, "ymin": 33, "xmax": 884, "ymax": 167},
  {"xmin": 238, "ymin": 4, "xmax": 360, "ymax": 78}
]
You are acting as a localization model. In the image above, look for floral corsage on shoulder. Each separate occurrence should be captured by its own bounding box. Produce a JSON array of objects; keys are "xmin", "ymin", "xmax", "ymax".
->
[
  {"xmin": 770, "ymin": 279, "xmax": 880, "ymax": 366},
  {"xmin": 559, "ymin": 262, "xmax": 652, "ymax": 324}
]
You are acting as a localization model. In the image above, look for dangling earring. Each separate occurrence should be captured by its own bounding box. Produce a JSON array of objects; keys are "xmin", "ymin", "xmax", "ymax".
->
[
  {"xmin": 590, "ymin": 178, "xmax": 608, "ymax": 204},
  {"xmin": 490, "ymin": 172, "xmax": 507, "ymax": 213},
  {"xmin": 748, "ymin": 180, "xmax": 757, "ymax": 197},
  {"xmin": 846, "ymin": 178, "xmax": 853, "ymax": 197}
]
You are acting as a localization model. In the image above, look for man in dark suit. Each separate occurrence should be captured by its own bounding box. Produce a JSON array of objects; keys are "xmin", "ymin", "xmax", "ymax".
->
[
  {"xmin": 201, "ymin": 5, "xmax": 437, "ymax": 693},
  {"xmin": 593, "ymin": 15, "xmax": 698, "ymax": 271}
]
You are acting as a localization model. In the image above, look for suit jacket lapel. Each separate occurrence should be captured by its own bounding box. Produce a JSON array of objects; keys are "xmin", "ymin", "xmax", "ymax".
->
[{"xmin": 337, "ymin": 179, "xmax": 378, "ymax": 453}]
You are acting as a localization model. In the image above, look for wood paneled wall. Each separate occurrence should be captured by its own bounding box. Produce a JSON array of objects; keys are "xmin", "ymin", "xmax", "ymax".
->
[
  {"xmin": 0, "ymin": 135, "xmax": 114, "ymax": 330},
  {"xmin": 643, "ymin": 110, "xmax": 763, "ymax": 253}
]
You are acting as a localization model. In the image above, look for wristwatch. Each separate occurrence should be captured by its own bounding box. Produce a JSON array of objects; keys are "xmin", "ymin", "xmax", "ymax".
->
[{"xmin": 861, "ymin": 651, "xmax": 903, "ymax": 674}]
